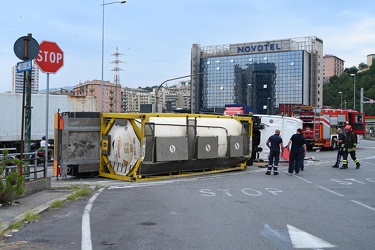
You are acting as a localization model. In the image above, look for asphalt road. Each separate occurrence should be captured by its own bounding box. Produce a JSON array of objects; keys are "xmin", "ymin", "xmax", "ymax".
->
[{"xmin": 3, "ymin": 139, "xmax": 375, "ymax": 250}]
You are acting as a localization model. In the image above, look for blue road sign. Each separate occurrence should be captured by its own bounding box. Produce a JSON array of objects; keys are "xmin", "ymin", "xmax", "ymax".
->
[{"xmin": 16, "ymin": 60, "xmax": 32, "ymax": 73}]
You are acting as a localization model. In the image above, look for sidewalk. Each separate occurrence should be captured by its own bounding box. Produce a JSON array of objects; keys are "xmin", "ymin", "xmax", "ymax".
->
[{"xmin": 0, "ymin": 183, "xmax": 73, "ymax": 233}]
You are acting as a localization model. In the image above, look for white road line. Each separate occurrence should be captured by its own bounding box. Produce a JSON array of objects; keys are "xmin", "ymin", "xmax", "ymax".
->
[
  {"xmin": 315, "ymin": 185, "xmax": 345, "ymax": 197},
  {"xmin": 294, "ymin": 175, "xmax": 375, "ymax": 212},
  {"xmin": 294, "ymin": 175, "xmax": 313, "ymax": 183},
  {"xmin": 351, "ymin": 200, "xmax": 375, "ymax": 212},
  {"xmin": 361, "ymin": 160, "xmax": 375, "ymax": 166},
  {"xmin": 81, "ymin": 188, "xmax": 105, "ymax": 250}
]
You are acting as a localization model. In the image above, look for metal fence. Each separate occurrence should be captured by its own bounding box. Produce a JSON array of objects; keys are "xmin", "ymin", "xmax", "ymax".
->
[{"xmin": 1, "ymin": 149, "xmax": 47, "ymax": 182}]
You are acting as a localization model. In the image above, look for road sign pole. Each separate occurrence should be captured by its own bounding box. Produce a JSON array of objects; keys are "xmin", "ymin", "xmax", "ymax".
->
[
  {"xmin": 14, "ymin": 33, "xmax": 39, "ymax": 175},
  {"xmin": 21, "ymin": 37, "xmax": 31, "ymax": 175},
  {"xmin": 20, "ymin": 71, "xmax": 26, "ymax": 175},
  {"xmin": 25, "ymin": 70, "xmax": 32, "ymax": 155},
  {"xmin": 44, "ymin": 73, "xmax": 50, "ymax": 176}
]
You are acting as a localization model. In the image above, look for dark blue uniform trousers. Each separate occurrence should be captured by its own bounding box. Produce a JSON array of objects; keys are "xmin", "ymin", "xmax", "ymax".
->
[{"xmin": 289, "ymin": 149, "xmax": 303, "ymax": 174}]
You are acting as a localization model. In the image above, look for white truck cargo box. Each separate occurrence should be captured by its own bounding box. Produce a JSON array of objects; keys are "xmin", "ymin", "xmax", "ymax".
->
[{"xmin": 256, "ymin": 115, "xmax": 303, "ymax": 161}]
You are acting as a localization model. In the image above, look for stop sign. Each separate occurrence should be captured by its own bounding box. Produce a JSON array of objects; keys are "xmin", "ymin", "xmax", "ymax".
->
[{"xmin": 35, "ymin": 41, "xmax": 64, "ymax": 73}]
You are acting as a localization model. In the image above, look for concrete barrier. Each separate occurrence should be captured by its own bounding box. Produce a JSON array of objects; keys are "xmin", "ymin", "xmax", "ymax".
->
[{"xmin": 21, "ymin": 177, "xmax": 51, "ymax": 197}]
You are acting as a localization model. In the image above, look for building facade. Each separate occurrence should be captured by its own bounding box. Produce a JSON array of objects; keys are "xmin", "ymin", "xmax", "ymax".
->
[
  {"xmin": 367, "ymin": 54, "xmax": 375, "ymax": 67},
  {"xmin": 123, "ymin": 80, "xmax": 191, "ymax": 113},
  {"xmin": 190, "ymin": 36, "xmax": 324, "ymax": 114},
  {"xmin": 323, "ymin": 54, "xmax": 345, "ymax": 83},
  {"xmin": 12, "ymin": 62, "xmax": 39, "ymax": 94},
  {"xmin": 71, "ymin": 80, "xmax": 122, "ymax": 112},
  {"xmin": 124, "ymin": 87, "xmax": 154, "ymax": 113}
]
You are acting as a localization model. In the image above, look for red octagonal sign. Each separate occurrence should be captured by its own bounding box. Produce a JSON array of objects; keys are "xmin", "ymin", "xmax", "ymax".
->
[{"xmin": 35, "ymin": 41, "xmax": 64, "ymax": 73}]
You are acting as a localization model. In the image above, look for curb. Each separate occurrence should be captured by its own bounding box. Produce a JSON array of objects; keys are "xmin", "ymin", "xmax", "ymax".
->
[{"xmin": 0, "ymin": 191, "xmax": 74, "ymax": 234}]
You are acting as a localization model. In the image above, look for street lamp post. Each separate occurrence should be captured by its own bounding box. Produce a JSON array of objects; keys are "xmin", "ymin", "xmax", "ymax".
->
[
  {"xmin": 344, "ymin": 100, "xmax": 347, "ymax": 110},
  {"xmin": 101, "ymin": 0, "xmax": 126, "ymax": 112},
  {"xmin": 350, "ymin": 73, "xmax": 356, "ymax": 110},
  {"xmin": 155, "ymin": 72, "xmax": 206, "ymax": 113},
  {"xmin": 339, "ymin": 91, "xmax": 342, "ymax": 109}
]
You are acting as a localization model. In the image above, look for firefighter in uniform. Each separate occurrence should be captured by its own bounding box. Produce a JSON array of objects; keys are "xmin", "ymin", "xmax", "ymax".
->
[
  {"xmin": 265, "ymin": 129, "xmax": 284, "ymax": 175},
  {"xmin": 287, "ymin": 128, "xmax": 306, "ymax": 175},
  {"xmin": 332, "ymin": 128, "xmax": 345, "ymax": 168},
  {"xmin": 340, "ymin": 125, "xmax": 361, "ymax": 169}
]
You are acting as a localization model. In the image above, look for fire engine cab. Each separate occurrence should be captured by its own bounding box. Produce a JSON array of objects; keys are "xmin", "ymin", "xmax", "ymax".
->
[{"xmin": 293, "ymin": 106, "xmax": 366, "ymax": 149}]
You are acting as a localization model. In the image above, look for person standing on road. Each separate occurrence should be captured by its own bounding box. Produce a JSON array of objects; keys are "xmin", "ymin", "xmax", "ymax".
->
[
  {"xmin": 287, "ymin": 128, "xmax": 306, "ymax": 175},
  {"xmin": 265, "ymin": 129, "xmax": 284, "ymax": 175},
  {"xmin": 341, "ymin": 125, "xmax": 361, "ymax": 169},
  {"xmin": 300, "ymin": 147, "xmax": 305, "ymax": 171},
  {"xmin": 332, "ymin": 128, "xmax": 345, "ymax": 168}
]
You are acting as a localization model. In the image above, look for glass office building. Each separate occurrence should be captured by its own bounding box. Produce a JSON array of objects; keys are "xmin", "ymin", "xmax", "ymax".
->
[{"xmin": 191, "ymin": 36, "xmax": 323, "ymax": 114}]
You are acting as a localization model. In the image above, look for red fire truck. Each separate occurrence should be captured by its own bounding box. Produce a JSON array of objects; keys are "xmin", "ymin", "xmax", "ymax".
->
[{"xmin": 293, "ymin": 105, "xmax": 366, "ymax": 149}]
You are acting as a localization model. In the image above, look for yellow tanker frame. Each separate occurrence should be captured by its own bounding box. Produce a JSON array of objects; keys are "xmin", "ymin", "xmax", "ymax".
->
[{"xmin": 99, "ymin": 113, "xmax": 254, "ymax": 182}]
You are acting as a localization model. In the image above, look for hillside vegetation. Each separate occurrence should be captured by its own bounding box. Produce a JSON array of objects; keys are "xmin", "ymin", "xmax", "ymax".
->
[{"xmin": 323, "ymin": 64, "xmax": 375, "ymax": 116}]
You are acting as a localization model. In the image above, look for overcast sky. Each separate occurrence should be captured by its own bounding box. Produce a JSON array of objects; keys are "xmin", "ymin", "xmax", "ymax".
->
[{"xmin": 1, "ymin": 0, "xmax": 374, "ymax": 93}]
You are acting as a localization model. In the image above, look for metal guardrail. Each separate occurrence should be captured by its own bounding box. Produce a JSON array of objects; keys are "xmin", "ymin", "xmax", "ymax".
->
[{"xmin": 1, "ymin": 151, "xmax": 47, "ymax": 181}]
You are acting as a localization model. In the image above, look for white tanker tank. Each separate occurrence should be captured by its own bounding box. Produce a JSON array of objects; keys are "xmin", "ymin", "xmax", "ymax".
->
[{"xmin": 100, "ymin": 113, "xmax": 254, "ymax": 181}]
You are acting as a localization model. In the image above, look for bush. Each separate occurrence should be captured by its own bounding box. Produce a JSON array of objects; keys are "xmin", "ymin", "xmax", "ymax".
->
[{"xmin": 0, "ymin": 150, "xmax": 24, "ymax": 206}]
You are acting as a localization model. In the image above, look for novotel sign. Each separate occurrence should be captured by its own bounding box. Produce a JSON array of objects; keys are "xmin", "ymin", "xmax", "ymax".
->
[
  {"xmin": 231, "ymin": 40, "xmax": 290, "ymax": 55},
  {"xmin": 238, "ymin": 43, "xmax": 281, "ymax": 53}
]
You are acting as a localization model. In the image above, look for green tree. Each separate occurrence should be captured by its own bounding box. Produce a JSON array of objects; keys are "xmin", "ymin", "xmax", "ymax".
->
[
  {"xmin": 343, "ymin": 66, "xmax": 358, "ymax": 75},
  {"xmin": 358, "ymin": 62, "xmax": 368, "ymax": 70},
  {"xmin": 324, "ymin": 64, "xmax": 375, "ymax": 116},
  {"xmin": 0, "ymin": 150, "xmax": 24, "ymax": 206}
]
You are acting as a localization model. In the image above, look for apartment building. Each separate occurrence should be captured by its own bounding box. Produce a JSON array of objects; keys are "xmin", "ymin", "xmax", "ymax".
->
[
  {"xmin": 71, "ymin": 79, "xmax": 122, "ymax": 112},
  {"xmin": 12, "ymin": 62, "xmax": 39, "ymax": 93},
  {"xmin": 323, "ymin": 54, "xmax": 345, "ymax": 84}
]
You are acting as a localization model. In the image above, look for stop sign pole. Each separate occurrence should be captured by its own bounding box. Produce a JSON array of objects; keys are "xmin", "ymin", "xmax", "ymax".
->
[{"xmin": 35, "ymin": 41, "xmax": 64, "ymax": 175}]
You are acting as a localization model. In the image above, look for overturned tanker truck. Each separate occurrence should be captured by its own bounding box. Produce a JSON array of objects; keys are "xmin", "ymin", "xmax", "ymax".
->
[{"xmin": 54, "ymin": 112, "xmax": 263, "ymax": 182}]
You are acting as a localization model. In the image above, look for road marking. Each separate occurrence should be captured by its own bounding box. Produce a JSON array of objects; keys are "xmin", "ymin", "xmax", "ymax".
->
[
  {"xmin": 262, "ymin": 224, "xmax": 337, "ymax": 249},
  {"xmin": 315, "ymin": 185, "xmax": 344, "ymax": 197},
  {"xmin": 82, "ymin": 188, "xmax": 104, "ymax": 250},
  {"xmin": 293, "ymin": 174, "xmax": 313, "ymax": 183},
  {"xmin": 241, "ymin": 188, "xmax": 262, "ymax": 196},
  {"xmin": 199, "ymin": 188, "xmax": 282, "ymax": 197},
  {"xmin": 361, "ymin": 160, "xmax": 375, "ymax": 166},
  {"xmin": 264, "ymin": 188, "xmax": 283, "ymax": 195},
  {"xmin": 301, "ymin": 178, "xmax": 375, "ymax": 212},
  {"xmin": 261, "ymin": 224, "xmax": 290, "ymax": 249},
  {"xmin": 287, "ymin": 224, "xmax": 337, "ymax": 249},
  {"xmin": 351, "ymin": 200, "xmax": 375, "ymax": 212}
]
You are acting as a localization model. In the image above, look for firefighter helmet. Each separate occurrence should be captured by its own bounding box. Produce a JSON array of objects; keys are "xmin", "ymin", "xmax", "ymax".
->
[{"xmin": 345, "ymin": 125, "xmax": 352, "ymax": 131}]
